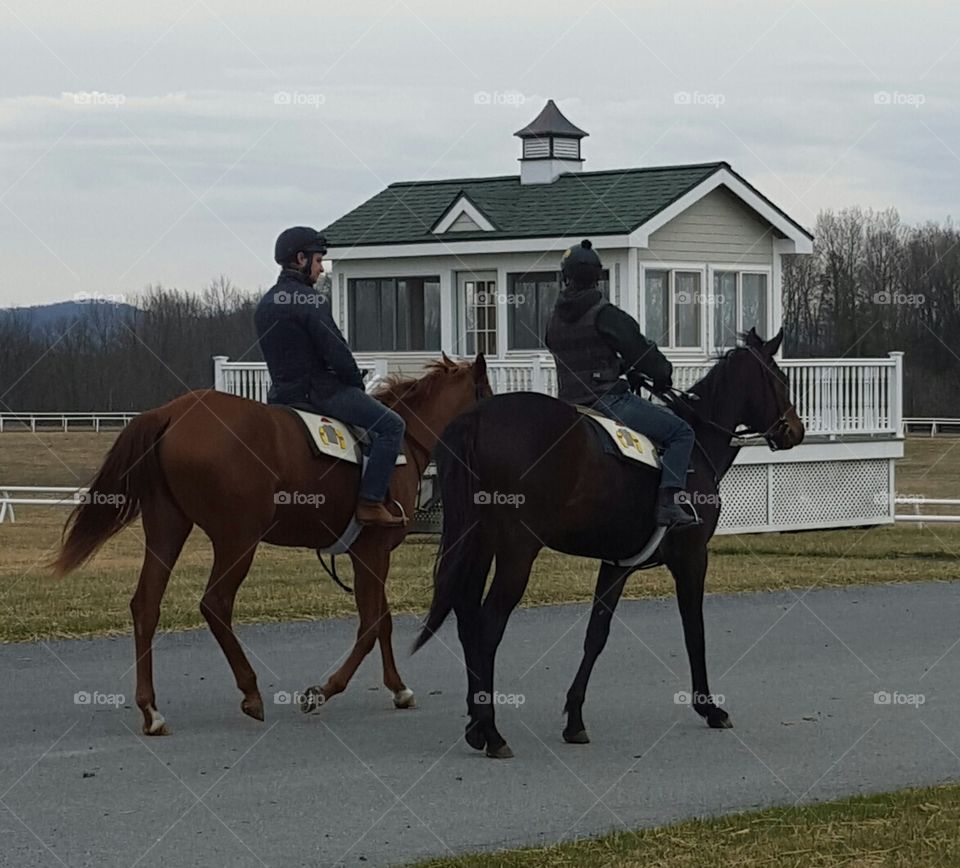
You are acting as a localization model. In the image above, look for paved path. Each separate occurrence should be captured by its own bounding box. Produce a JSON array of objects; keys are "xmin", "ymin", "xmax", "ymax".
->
[{"xmin": 3, "ymin": 581, "xmax": 960, "ymax": 867}]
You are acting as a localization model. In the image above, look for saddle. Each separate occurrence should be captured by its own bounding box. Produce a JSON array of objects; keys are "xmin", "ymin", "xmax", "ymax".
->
[
  {"xmin": 575, "ymin": 406, "xmax": 697, "ymax": 570},
  {"xmin": 281, "ymin": 406, "xmax": 407, "ymax": 466},
  {"xmin": 575, "ymin": 406, "xmax": 661, "ymax": 470},
  {"xmin": 276, "ymin": 405, "xmax": 408, "ymax": 557}
]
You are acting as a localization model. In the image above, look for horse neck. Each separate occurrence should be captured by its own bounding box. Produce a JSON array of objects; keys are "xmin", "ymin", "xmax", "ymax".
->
[
  {"xmin": 688, "ymin": 374, "xmax": 747, "ymax": 484},
  {"xmin": 394, "ymin": 384, "xmax": 466, "ymax": 468}
]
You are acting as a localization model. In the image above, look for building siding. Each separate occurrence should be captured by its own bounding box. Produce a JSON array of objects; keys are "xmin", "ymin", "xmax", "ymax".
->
[{"xmin": 639, "ymin": 186, "xmax": 774, "ymax": 266}]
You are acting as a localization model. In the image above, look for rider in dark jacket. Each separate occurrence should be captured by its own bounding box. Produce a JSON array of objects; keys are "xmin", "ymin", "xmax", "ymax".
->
[
  {"xmin": 255, "ymin": 227, "xmax": 406, "ymax": 527},
  {"xmin": 545, "ymin": 240, "xmax": 697, "ymax": 528}
]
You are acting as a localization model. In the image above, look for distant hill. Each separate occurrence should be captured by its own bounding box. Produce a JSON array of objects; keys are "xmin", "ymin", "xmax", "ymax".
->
[{"xmin": 0, "ymin": 299, "xmax": 139, "ymax": 336}]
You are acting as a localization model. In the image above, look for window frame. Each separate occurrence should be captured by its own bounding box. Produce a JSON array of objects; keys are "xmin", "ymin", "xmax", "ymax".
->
[
  {"xmin": 346, "ymin": 274, "xmax": 441, "ymax": 352},
  {"xmin": 707, "ymin": 266, "xmax": 772, "ymax": 350},
  {"xmin": 640, "ymin": 263, "xmax": 772, "ymax": 355}
]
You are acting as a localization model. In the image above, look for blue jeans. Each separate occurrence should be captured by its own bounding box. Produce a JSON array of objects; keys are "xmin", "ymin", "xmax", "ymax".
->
[
  {"xmin": 310, "ymin": 387, "xmax": 405, "ymax": 502},
  {"xmin": 592, "ymin": 392, "xmax": 694, "ymax": 490}
]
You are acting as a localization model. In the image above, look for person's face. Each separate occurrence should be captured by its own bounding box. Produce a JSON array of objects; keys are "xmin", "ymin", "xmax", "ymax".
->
[{"xmin": 296, "ymin": 251, "xmax": 325, "ymax": 285}]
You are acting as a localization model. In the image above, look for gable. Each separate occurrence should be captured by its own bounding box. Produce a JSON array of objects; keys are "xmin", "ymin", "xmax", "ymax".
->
[{"xmin": 643, "ymin": 186, "xmax": 775, "ymax": 265}]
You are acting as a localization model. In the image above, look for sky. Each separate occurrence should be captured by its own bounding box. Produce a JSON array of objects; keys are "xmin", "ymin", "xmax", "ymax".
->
[{"xmin": 0, "ymin": 0, "xmax": 957, "ymax": 307}]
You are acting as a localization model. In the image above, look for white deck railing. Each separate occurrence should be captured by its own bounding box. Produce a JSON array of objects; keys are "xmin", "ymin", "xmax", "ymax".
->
[{"xmin": 213, "ymin": 352, "xmax": 904, "ymax": 439}]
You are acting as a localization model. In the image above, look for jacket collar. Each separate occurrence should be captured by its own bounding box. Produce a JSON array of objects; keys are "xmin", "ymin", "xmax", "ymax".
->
[{"xmin": 278, "ymin": 267, "xmax": 313, "ymax": 287}]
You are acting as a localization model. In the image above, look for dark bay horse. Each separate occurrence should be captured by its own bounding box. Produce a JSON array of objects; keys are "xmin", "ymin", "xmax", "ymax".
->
[
  {"xmin": 54, "ymin": 354, "xmax": 491, "ymax": 735},
  {"xmin": 414, "ymin": 329, "xmax": 804, "ymax": 758}
]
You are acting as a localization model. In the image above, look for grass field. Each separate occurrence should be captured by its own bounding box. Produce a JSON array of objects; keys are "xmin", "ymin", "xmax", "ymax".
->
[
  {"xmin": 0, "ymin": 432, "xmax": 958, "ymax": 643},
  {"xmin": 412, "ymin": 782, "xmax": 960, "ymax": 867}
]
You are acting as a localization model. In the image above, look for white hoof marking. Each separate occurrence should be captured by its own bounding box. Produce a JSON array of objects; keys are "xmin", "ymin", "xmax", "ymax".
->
[{"xmin": 393, "ymin": 688, "xmax": 416, "ymax": 708}]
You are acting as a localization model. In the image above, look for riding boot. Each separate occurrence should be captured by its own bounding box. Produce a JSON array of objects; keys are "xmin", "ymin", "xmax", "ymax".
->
[
  {"xmin": 655, "ymin": 487, "xmax": 699, "ymax": 529},
  {"xmin": 356, "ymin": 498, "xmax": 408, "ymax": 527}
]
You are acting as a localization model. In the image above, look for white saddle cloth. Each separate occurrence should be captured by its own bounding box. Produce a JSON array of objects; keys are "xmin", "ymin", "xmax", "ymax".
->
[
  {"xmin": 290, "ymin": 409, "xmax": 407, "ymax": 466},
  {"xmin": 576, "ymin": 406, "xmax": 661, "ymax": 470}
]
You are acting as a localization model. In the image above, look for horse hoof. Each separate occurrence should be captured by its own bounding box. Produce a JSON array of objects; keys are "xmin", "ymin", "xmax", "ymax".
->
[
  {"xmin": 299, "ymin": 686, "xmax": 326, "ymax": 714},
  {"xmin": 563, "ymin": 729, "xmax": 590, "ymax": 744},
  {"xmin": 242, "ymin": 695, "xmax": 264, "ymax": 721},
  {"xmin": 393, "ymin": 688, "xmax": 416, "ymax": 709},
  {"xmin": 485, "ymin": 743, "xmax": 514, "ymax": 759},
  {"xmin": 708, "ymin": 711, "xmax": 733, "ymax": 729},
  {"xmin": 142, "ymin": 708, "xmax": 170, "ymax": 736},
  {"xmin": 464, "ymin": 725, "xmax": 486, "ymax": 751}
]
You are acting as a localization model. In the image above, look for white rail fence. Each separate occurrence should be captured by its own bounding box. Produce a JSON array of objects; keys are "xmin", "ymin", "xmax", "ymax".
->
[
  {"xmin": 0, "ymin": 486, "xmax": 85, "ymax": 523},
  {"xmin": 0, "ymin": 412, "xmax": 138, "ymax": 433},
  {"xmin": 894, "ymin": 496, "xmax": 960, "ymax": 525},
  {"xmin": 903, "ymin": 418, "xmax": 960, "ymax": 437},
  {"xmin": 214, "ymin": 352, "xmax": 905, "ymax": 439}
]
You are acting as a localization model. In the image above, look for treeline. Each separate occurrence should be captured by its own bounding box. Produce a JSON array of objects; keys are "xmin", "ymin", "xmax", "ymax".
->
[
  {"xmin": 0, "ymin": 278, "xmax": 263, "ymax": 412},
  {"xmin": 1, "ymin": 214, "xmax": 958, "ymax": 415},
  {"xmin": 782, "ymin": 209, "xmax": 960, "ymax": 416}
]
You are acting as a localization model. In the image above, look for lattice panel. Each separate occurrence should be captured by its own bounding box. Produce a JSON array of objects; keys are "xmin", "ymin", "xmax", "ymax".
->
[
  {"xmin": 717, "ymin": 465, "xmax": 768, "ymax": 529},
  {"xmin": 415, "ymin": 458, "xmax": 894, "ymax": 535},
  {"xmin": 771, "ymin": 460, "xmax": 889, "ymax": 527}
]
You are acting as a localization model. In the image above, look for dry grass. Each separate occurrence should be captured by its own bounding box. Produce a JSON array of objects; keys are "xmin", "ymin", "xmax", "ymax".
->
[
  {"xmin": 412, "ymin": 783, "xmax": 960, "ymax": 867},
  {"xmin": 0, "ymin": 432, "xmax": 958, "ymax": 643}
]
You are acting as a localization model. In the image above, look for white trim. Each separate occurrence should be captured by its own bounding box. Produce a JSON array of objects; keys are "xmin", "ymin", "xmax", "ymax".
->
[
  {"xmin": 629, "ymin": 168, "xmax": 814, "ymax": 253},
  {"xmin": 432, "ymin": 194, "xmax": 497, "ymax": 234},
  {"xmin": 326, "ymin": 235, "xmax": 634, "ymax": 261},
  {"xmin": 734, "ymin": 438, "xmax": 903, "ymax": 464}
]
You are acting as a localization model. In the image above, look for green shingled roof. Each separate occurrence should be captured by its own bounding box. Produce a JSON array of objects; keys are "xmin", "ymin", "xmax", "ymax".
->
[{"xmin": 320, "ymin": 162, "xmax": 732, "ymax": 248}]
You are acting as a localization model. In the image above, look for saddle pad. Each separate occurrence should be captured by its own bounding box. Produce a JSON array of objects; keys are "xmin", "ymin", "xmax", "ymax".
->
[
  {"xmin": 288, "ymin": 408, "xmax": 407, "ymax": 466},
  {"xmin": 576, "ymin": 406, "xmax": 660, "ymax": 470}
]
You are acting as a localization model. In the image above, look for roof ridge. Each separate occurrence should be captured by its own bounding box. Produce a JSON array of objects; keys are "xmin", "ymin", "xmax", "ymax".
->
[{"xmin": 387, "ymin": 161, "xmax": 728, "ymax": 188}]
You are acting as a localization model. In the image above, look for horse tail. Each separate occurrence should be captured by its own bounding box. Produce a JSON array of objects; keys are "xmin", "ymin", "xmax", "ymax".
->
[
  {"xmin": 51, "ymin": 411, "xmax": 172, "ymax": 577},
  {"xmin": 413, "ymin": 412, "xmax": 487, "ymax": 652}
]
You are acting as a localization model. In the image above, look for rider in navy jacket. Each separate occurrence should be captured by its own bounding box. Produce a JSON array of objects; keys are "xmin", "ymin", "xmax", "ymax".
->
[{"xmin": 255, "ymin": 227, "xmax": 407, "ymax": 528}]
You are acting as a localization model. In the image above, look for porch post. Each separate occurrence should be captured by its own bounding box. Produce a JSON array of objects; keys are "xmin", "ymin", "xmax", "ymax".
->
[
  {"xmin": 212, "ymin": 355, "xmax": 228, "ymax": 391},
  {"xmin": 888, "ymin": 351, "xmax": 904, "ymax": 437}
]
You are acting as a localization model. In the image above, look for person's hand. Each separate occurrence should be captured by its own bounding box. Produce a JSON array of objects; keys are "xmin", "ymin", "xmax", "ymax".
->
[{"xmin": 651, "ymin": 375, "xmax": 673, "ymax": 394}]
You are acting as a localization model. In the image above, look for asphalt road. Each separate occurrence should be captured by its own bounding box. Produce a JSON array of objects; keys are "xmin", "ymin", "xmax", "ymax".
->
[{"xmin": 3, "ymin": 580, "xmax": 960, "ymax": 867}]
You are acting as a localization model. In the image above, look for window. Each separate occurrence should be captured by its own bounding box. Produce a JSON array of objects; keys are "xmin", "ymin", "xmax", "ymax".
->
[
  {"xmin": 712, "ymin": 271, "xmax": 769, "ymax": 349},
  {"xmin": 507, "ymin": 270, "xmax": 609, "ymax": 350},
  {"xmin": 464, "ymin": 279, "xmax": 497, "ymax": 355},
  {"xmin": 349, "ymin": 276, "xmax": 440, "ymax": 351},
  {"xmin": 643, "ymin": 269, "xmax": 702, "ymax": 349}
]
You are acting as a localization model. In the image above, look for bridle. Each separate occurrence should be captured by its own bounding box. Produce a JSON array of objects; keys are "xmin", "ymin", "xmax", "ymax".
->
[{"xmin": 658, "ymin": 350, "xmax": 797, "ymax": 451}]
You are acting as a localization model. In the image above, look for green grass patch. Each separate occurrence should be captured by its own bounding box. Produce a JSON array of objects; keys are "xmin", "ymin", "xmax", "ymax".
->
[{"xmin": 412, "ymin": 782, "xmax": 960, "ymax": 867}]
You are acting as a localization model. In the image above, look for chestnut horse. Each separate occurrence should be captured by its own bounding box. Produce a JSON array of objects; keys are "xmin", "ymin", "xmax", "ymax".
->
[{"xmin": 54, "ymin": 354, "xmax": 490, "ymax": 735}]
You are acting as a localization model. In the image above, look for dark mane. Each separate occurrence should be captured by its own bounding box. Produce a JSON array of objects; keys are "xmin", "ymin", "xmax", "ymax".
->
[{"xmin": 370, "ymin": 356, "xmax": 470, "ymax": 409}]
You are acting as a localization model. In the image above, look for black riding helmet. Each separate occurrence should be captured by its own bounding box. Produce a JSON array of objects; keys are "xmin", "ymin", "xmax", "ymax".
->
[
  {"xmin": 560, "ymin": 239, "xmax": 603, "ymax": 289},
  {"xmin": 274, "ymin": 226, "xmax": 328, "ymax": 266}
]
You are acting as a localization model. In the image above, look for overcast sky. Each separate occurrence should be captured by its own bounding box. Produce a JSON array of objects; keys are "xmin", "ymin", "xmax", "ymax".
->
[{"xmin": 1, "ymin": 0, "xmax": 957, "ymax": 307}]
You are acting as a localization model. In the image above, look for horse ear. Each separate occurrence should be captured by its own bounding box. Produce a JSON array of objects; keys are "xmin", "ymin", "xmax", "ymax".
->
[
  {"xmin": 472, "ymin": 352, "xmax": 487, "ymax": 381},
  {"xmin": 744, "ymin": 327, "xmax": 763, "ymax": 349},
  {"xmin": 764, "ymin": 328, "xmax": 784, "ymax": 357},
  {"xmin": 440, "ymin": 351, "xmax": 452, "ymax": 367}
]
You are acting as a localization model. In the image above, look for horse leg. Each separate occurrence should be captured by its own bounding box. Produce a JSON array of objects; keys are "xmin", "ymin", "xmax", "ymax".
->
[
  {"xmin": 667, "ymin": 545, "xmax": 731, "ymax": 729},
  {"xmin": 562, "ymin": 562, "xmax": 632, "ymax": 745},
  {"xmin": 474, "ymin": 546, "xmax": 538, "ymax": 759},
  {"xmin": 200, "ymin": 541, "xmax": 262, "ymax": 721},
  {"xmin": 131, "ymin": 498, "xmax": 192, "ymax": 735},
  {"xmin": 453, "ymin": 549, "xmax": 493, "ymax": 752},
  {"xmin": 376, "ymin": 590, "xmax": 415, "ymax": 709},
  {"xmin": 301, "ymin": 549, "xmax": 387, "ymax": 711}
]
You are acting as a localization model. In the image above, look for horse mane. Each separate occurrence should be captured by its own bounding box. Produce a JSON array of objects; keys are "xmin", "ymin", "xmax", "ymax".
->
[
  {"xmin": 370, "ymin": 356, "xmax": 470, "ymax": 409},
  {"xmin": 669, "ymin": 342, "xmax": 746, "ymax": 425}
]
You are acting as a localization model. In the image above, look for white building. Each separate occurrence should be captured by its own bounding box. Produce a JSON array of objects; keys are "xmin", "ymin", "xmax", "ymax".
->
[{"xmin": 215, "ymin": 100, "xmax": 904, "ymax": 535}]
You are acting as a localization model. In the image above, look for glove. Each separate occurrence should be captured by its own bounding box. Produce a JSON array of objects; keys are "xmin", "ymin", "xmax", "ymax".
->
[{"xmin": 651, "ymin": 374, "xmax": 673, "ymax": 394}]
